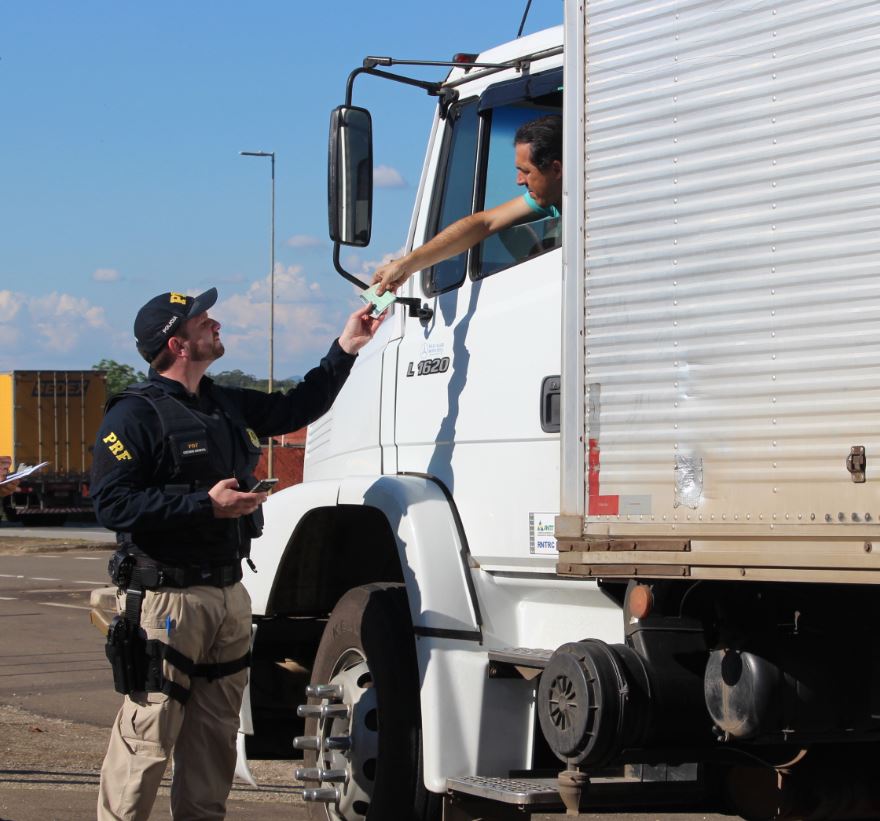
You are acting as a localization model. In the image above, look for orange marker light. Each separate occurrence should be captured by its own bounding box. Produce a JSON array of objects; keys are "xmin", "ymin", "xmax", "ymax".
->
[{"xmin": 629, "ymin": 584, "xmax": 654, "ymax": 620}]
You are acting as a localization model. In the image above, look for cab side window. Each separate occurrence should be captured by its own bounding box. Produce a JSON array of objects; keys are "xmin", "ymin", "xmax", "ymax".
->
[
  {"xmin": 422, "ymin": 71, "xmax": 561, "ymax": 296},
  {"xmin": 423, "ymin": 102, "xmax": 480, "ymax": 295},
  {"xmin": 473, "ymin": 103, "xmax": 561, "ymax": 280}
]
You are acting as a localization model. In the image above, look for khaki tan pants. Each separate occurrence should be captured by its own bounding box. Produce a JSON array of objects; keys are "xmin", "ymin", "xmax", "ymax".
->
[{"xmin": 97, "ymin": 582, "xmax": 251, "ymax": 821}]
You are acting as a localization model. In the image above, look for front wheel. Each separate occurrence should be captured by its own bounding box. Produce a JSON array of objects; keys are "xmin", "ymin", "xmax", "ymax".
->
[{"xmin": 302, "ymin": 583, "xmax": 439, "ymax": 821}]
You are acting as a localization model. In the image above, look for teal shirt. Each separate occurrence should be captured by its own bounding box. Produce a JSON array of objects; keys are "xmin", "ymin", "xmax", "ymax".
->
[{"xmin": 523, "ymin": 191, "xmax": 560, "ymax": 219}]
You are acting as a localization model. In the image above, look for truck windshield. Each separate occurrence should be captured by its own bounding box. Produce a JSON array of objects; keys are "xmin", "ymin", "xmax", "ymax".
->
[{"xmin": 425, "ymin": 101, "xmax": 480, "ymax": 294}]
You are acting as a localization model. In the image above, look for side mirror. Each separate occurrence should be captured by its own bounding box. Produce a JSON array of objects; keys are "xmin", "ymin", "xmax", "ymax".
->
[{"xmin": 328, "ymin": 105, "xmax": 373, "ymax": 247}]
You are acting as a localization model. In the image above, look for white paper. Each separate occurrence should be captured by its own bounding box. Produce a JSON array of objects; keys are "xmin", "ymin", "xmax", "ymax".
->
[{"xmin": 0, "ymin": 461, "xmax": 50, "ymax": 486}]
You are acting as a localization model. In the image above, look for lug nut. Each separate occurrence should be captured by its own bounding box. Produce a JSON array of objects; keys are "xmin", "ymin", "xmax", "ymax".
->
[
  {"xmin": 306, "ymin": 683, "xmax": 344, "ymax": 700},
  {"xmin": 293, "ymin": 735, "xmax": 321, "ymax": 751},
  {"xmin": 303, "ymin": 787, "xmax": 340, "ymax": 803},
  {"xmin": 325, "ymin": 735, "xmax": 352, "ymax": 751},
  {"xmin": 297, "ymin": 704, "xmax": 323, "ymax": 718},
  {"xmin": 294, "ymin": 767, "xmax": 322, "ymax": 782},
  {"xmin": 321, "ymin": 703, "xmax": 351, "ymax": 720},
  {"xmin": 319, "ymin": 768, "xmax": 347, "ymax": 783}
]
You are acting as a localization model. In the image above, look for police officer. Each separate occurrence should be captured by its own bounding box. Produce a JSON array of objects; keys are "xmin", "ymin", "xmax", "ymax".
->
[{"xmin": 93, "ymin": 287, "xmax": 384, "ymax": 821}]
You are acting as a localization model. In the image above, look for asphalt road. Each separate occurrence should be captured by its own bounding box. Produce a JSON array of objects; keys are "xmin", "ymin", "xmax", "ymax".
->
[
  {"xmin": 0, "ymin": 521, "xmax": 115, "ymax": 543},
  {"xmin": 0, "ymin": 536, "xmax": 734, "ymax": 821}
]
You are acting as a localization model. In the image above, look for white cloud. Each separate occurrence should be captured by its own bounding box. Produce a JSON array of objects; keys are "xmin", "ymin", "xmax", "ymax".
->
[
  {"xmin": 29, "ymin": 292, "xmax": 109, "ymax": 353},
  {"xmin": 214, "ymin": 264, "xmax": 346, "ymax": 368},
  {"xmin": 374, "ymin": 165, "xmax": 406, "ymax": 189},
  {"xmin": 341, "ymin": 246, "xmax": 408, "ymax": 279},
  {"xmin": 0, "ymin": 289, "xmax": 114, "ymax": 368},
  {"xmin": 93, "ymin": 268, "xmax": 120, "ymax": 282},
  {"xmin": 356, "ymin": 246, "xmax": 408, "ymax": 277},
  {"xmin": 0, "ymin": 290, "xmax": 21, "ymax": 322},
  {"xmin": 286, "ymin": 234, "xmax": 323, "ymax": 249}
]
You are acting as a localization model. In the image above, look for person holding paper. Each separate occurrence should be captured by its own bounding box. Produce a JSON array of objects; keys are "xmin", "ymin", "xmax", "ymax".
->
[
  {"xmin": 372, "ymin": 114, "xmax": 562, "ymax": 295},
  {"xmin": 0, "ymin": 457, "xmax": 19, "ymax": 498},
  {"xmin": 91, "ymin": 287, "xmax": 384, "ymax": 821}
]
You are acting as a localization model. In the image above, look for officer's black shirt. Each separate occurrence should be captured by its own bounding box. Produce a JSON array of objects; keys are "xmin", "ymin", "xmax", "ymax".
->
[{"xmin": 91, "ymin": 339, "xmax": 356, "ymax": 567}]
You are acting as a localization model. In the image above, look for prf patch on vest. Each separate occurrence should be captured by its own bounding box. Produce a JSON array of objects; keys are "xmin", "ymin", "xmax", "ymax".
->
[
  {"xmin": 177, "ymin": 437, "xmax": 208, "ymax": 459},
  {"xmin": 103, "ymin": 432, "xmax": 133, "ymax": 461},
  {"xmin": 246, "ymin": 428, "xmax": 261, "ymax": 449},
  {"xmin": 170, "ymin": 292, "xmax": 187, "ymax": 305}
]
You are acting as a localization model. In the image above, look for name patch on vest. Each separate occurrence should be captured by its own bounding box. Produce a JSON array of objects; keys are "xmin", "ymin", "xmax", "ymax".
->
[{"xmin": 177, "ymin": 438, "xmax": 208, "ymax": 458}]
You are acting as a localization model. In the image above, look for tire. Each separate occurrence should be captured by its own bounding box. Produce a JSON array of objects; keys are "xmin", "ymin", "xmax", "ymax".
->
[{"xmin": 304, "ymin": 583, "xmax": 440, "ymax": 821}]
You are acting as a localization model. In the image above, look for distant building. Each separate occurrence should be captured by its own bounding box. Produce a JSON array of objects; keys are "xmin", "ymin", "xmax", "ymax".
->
[{"xmin": 254, "ymin": 428, "xmax": 306, "ymax": 490}]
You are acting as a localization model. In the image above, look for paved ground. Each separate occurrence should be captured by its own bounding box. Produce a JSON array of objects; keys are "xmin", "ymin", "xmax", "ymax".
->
[{"xmin": 0, "ymin": 521, "xmax": 115, "ymax": 543}]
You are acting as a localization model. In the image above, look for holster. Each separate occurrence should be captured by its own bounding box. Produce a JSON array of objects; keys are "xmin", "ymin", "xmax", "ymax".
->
[{"xmin": 105, "ymin": 615, "xmax": 147, "ymax": 695}]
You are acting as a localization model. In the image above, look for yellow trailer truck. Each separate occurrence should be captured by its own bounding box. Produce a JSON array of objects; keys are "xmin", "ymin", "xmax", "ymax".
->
[{"xmin": 0, "ymin": 370, "xmax": 107, "ymax": 524}]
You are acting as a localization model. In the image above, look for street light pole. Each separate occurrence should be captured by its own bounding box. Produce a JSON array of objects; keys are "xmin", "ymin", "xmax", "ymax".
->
[{"xmin": 240, "ymin": 149, "xmax": 276, "ymax": 479}]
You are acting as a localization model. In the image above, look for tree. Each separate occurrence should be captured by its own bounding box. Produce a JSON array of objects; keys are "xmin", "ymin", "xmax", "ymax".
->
[
  {"xmin": 209, "ymin": 370, "xmax": 299, "ymax": 392},
  {"xmin": 94, "ymin": 359, "xmax": 146, "ymax": 397}
]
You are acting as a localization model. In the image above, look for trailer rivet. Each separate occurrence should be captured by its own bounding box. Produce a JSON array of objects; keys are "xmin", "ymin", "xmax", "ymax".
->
[{"xmin": 865, "ymin": 543, "xmax": 872, "ymax": 553}]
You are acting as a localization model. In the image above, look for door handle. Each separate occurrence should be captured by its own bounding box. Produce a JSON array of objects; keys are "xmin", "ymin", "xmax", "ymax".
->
[{"xmin": 540, "ymin": 375, "xmax": 561, "ymax": 433}]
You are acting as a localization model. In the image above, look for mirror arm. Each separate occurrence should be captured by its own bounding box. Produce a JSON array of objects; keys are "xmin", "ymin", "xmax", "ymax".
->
[
  {"xmin": 333, "ymin": 242, "xmax": 369, "ymax": 290},
  {"xmin": 345, "ymin": 66, "xmax": 442, "ymax": 106},
  {"xmin": 396, "ymin": 297, "xmax": 434, "ymax": 327},
  {"xmin": 331, "ymin": 244, "xmax": 434, "ymax": 327}
]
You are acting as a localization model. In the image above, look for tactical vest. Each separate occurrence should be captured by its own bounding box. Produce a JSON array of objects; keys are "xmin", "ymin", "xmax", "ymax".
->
[{"xmin": 106, "ymin": 381, "xmax": 264, "ymax": 563}]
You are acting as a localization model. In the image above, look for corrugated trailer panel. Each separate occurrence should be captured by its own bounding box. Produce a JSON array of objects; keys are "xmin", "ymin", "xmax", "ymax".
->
[
  {"xmin": 582, "ymin": 1, "xmax": 880, "ymax": 538},
  {"xmin": 9, "ymin": 371, "xmax": 106, "ymax": 474}
]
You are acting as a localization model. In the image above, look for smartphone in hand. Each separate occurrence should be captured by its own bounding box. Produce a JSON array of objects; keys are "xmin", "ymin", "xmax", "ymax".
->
[{"xmin": 249, "ymin": 478, "xmax": 279, "ymax": 493}]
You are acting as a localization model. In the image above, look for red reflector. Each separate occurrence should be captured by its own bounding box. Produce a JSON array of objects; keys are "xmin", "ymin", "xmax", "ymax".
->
[{"xmin": 452, "ymin": 53, "xmax": 478, "ymax": 64}]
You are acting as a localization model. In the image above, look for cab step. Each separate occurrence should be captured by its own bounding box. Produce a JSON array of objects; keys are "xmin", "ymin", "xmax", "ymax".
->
[{"xmin": 445, "ymin": 765, "xmax": 707, "ymax": 819}]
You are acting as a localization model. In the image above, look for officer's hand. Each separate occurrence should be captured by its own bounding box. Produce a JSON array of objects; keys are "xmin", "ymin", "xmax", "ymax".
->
[
  {"xmin": 338, "ymin": 305, "xmax": 387, "ymax": 355},
  {"xmin": 209, "ymin": 477, "xmax": 268, "ymax": 519}
]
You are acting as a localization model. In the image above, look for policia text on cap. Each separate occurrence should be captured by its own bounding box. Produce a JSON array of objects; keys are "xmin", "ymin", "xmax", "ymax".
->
[{"xmin": 92, "ymin": 288, "xmax": 386, "ymax": 821}]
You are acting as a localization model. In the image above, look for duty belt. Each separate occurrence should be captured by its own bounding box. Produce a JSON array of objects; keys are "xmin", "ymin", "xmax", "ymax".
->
[{"xmin": 129, "ymin": 560, "xmax": 242, "ymax": 590}]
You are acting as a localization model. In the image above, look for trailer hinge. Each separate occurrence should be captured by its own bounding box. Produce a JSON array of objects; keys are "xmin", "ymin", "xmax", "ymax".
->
[{"xmin": 847, "ymin": 445, "xmax": 866, "ymax": 483}]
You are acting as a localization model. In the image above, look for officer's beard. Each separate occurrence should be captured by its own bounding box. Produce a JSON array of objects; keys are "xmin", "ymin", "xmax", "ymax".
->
[{"xmin": 186, "ymin": 337, "xmax": 225, "ymax": 362}]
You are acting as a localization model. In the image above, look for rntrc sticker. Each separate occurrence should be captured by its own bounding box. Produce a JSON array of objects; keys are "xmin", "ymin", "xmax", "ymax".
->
[
  {"xmin": 530, "ymin": 512, "xmax": 558, "ymax": 555},
  {"xmin": 406, "ymin": 357, "xmax": 450, "ymax": 377}
]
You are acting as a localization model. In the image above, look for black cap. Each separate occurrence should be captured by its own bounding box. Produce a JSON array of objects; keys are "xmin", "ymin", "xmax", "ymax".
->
[{"xmin": 134, "ymin": 288, "xmax": 218, "ymax": 363}]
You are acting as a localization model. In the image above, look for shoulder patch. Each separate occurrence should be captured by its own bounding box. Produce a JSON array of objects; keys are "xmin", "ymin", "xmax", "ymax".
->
[{"xmin": 102, "ymin": 431, "xmax": 134, "ymax": 462}]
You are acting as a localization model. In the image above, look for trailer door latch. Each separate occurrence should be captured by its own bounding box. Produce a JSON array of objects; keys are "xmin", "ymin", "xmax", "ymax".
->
[{"xmin": 847, "ymin": 446, "xmax": 866, "ymax": 483}]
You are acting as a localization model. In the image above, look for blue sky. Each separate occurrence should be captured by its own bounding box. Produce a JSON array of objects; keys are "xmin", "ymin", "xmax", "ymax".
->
[{"xmin": 0, "ymin": 0, "xmax": 561, "ymax": 379}]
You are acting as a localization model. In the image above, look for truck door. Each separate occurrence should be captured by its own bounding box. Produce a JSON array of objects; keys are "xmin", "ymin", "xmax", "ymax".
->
[{"xmin": 394, "ymin": 70, "xmax": 563, "ymax": 564}]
